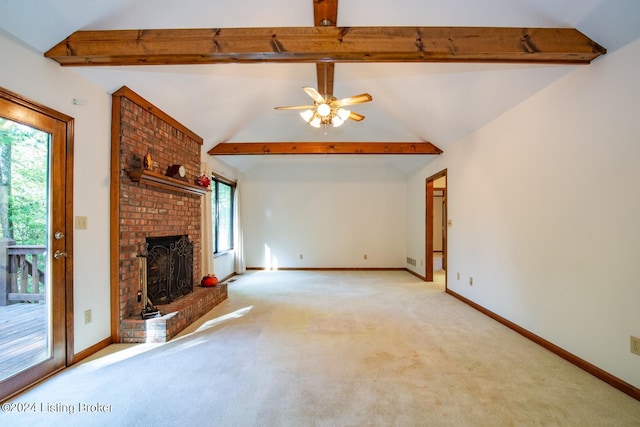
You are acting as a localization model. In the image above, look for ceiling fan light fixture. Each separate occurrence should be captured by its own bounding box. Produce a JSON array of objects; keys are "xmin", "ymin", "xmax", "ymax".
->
[
  {"xmin": 277, "ymin": 86, "xmax": 372, "ymax": 130},
  {"xmin": 300, "ymin": 109, "xmax": 314, "ymax": 122},
  {"xmin": 316, "ymin": 103, "xmax": 331, "ymax": 117},
  {"xmin": 309, "ymin": 116, "xmax": 322, "ymax": 128},
  {"xmin": 337, "ymin": 108, "xmax": 350, "ymax": 121}
]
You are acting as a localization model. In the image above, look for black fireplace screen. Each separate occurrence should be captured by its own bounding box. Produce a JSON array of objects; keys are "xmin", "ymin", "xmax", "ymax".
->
[{"xmin": 146, "ymin": 235, "xmax": 193, "ymax": 305}]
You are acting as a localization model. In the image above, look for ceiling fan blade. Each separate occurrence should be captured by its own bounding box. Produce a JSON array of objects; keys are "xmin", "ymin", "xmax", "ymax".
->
[
  {"xmin": 274, "ymin": 105, "xmax": 316, "ymax": 110},
  {"xmin": 332, "ymin": 93, "xmax": 372, "ymax": 107},
  {"xmin": 348, "ymin": 111, "xmax": 365, "ymax": 122},
  {"xmin": 303, "ymin": 86, "xmax": 326, "ymax": 104}
]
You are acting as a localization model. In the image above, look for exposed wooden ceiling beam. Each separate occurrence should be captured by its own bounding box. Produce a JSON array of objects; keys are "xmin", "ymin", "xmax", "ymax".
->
[
  {"xmin": 316, "ymin": 63, "xmax": 335, "ymax": 97},
  {"xmin": 45, "ymin": 26, "xmax": 605, "ymax": 67},
  {"xmin": 313, "ymin": 0, "xmax": 338, "ymax": 27},
  {"xmin": 207, "ymin": 142, "xmax": 442, "ymax": 155},
  {"xmin": 314, "ymin": 0, "xmax": 339, "ymax": 96}
]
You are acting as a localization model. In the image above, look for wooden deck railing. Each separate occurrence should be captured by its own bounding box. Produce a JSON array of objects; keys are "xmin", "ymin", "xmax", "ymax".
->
[{"xmin": 0, "ymin": 243, "xmax": 46, "ymax": 305}]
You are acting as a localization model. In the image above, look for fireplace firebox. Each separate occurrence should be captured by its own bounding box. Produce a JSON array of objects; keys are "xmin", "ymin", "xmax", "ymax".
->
[{"xmin": 146, "ymin": 235, "xmax": 194, "ymax": 305}]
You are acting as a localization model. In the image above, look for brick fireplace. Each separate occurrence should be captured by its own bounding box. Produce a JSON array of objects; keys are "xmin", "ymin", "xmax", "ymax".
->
[{"xmin": 111, "ymin": 86, "xmax": 227, "ymax": 343}]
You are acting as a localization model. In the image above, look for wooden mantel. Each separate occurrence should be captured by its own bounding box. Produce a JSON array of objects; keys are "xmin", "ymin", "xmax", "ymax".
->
[
  {"xmin": 207, "ymin": 142, "xmax": 442, "ymax": 156},
  {"xmin": 127, "ymin": 169, "xmax": 209, "ymax": 196}
]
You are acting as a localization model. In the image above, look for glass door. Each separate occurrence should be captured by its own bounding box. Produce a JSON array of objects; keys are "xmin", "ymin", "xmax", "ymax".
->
[{"xmin": 0, "ymin": 91, "xmax": 70, "ymax": 401}]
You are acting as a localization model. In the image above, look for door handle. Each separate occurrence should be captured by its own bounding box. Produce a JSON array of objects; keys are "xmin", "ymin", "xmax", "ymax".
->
[{"xmin": 54, "ymin": 250, "xmax": 67, "ymax": 259}]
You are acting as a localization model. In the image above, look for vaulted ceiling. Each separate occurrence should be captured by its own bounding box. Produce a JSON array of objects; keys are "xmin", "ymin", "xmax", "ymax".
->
[{"xmin": 1, "ymin": 0, "xmax": 630, "ymax": 174}]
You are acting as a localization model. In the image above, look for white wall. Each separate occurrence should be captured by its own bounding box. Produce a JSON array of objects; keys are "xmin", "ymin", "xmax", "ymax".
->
[
  {"xmin": 241, "ymin": 156, "xmax": 407, "ymax": 269},
  {"xmin": 407, "ymin": 39, "xmax": 640, "ymax": 388},
  {"xmin": 0, "ymin": 34, "xmax": 111, "ymax": 353}
]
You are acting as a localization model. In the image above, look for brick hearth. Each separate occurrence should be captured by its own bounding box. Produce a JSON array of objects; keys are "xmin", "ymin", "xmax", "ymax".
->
[{"xmin": 121, "ymin": 284, "xmax": 227, "ymax": 343}]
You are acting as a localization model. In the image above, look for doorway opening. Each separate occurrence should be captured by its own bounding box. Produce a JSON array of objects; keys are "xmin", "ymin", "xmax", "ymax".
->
[{"xmin": 425, "ymin": 169, "xmax": 447, "ymax": 286}]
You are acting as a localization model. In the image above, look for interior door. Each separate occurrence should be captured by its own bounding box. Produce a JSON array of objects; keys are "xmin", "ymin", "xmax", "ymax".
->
[
  {"xmin": 433, "ymin": 189, "xmax": 446, "ymax": 271},
  {"xmin": 0, "ymin": 88, "xmax": 73, "ymax": 402},
  {"xmin": 441, "ymin": 189, "xmax": 447, "ymax": 271}
]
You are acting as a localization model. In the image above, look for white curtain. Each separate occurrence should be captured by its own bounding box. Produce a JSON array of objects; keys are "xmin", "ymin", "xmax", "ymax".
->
[
  {"xmin": 233, "ymin": 180, "xmax": 246, "ymax": 274},
  {"xmin": 200, "ymin": 164, "xmax": 214, "ymax": 276}
]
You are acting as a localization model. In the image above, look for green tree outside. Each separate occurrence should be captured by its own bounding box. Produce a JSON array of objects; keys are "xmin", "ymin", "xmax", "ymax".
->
[
  {"xmin": 0, "ymin": 117, "xmax": 49, "ymax": 292},
  {"xmin": 0, "ymin": 117, "xmax": 48, "ymax": 245}
]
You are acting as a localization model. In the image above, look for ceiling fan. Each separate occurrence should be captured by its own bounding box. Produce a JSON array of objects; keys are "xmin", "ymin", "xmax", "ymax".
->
[
  {"xmin": 275, "ymin": 86, "xmax": 373, "ymax": 128},
  {"xmin": 274, "ymin": 2, "xmax": 372, "ymax": 129}
]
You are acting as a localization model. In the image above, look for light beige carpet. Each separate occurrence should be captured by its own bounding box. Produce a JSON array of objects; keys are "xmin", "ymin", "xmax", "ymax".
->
[{"xmin": 3, "ymin": 270, "xmax": 639, "ymax": 426}]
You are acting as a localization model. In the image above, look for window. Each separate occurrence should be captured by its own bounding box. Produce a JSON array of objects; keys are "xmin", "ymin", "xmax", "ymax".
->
[{"xmin": 211, "ymin": 177, "xmax": 234, "ymax": 254}]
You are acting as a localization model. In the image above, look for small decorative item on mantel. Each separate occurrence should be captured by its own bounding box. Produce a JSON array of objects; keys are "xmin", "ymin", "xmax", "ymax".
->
[
  {"xmin": 143, "ymin": 151, "xmax": 153, "ymax": 170},
  {"xmin": 196, "ymin": 174, "xmax": 211, "ymax": 189},
  {"xmin": 166, "ymin": 164, "xmax": 187, "ymax": 180}
]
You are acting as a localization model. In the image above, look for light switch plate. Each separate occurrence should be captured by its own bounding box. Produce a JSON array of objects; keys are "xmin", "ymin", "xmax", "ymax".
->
[{"xmin": 75, "ymin": 216, "xmax": 88, "ymax": 230}]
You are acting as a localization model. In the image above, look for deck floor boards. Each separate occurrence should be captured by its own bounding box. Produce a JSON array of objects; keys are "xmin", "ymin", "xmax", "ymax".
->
[{"xmin": 0, "ymin": 303, "xmax": 48, "ymax": 380}]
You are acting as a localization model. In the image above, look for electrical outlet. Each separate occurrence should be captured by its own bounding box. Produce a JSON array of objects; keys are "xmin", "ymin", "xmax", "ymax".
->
[
  {"xmin": 84, "ymin": 309, "xmax": 92, "ymax": 325},
  {"xmin": 469, "ymin": 277, "xmax": 473, "ymax": 286},
  {"xmin": 364, "ymin": 254, "xmax": 367, "ymax": 260},
  {"xmin": 299, "ymin": 254, "xmax": 303, "ymax": 260},
  {"xmin": 457, "ymin": 272, "xmax": 460, "ymax": 280},
  {"xmin": 631, "ymin": 336, "xmax": 640, "ymax": 356}
]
